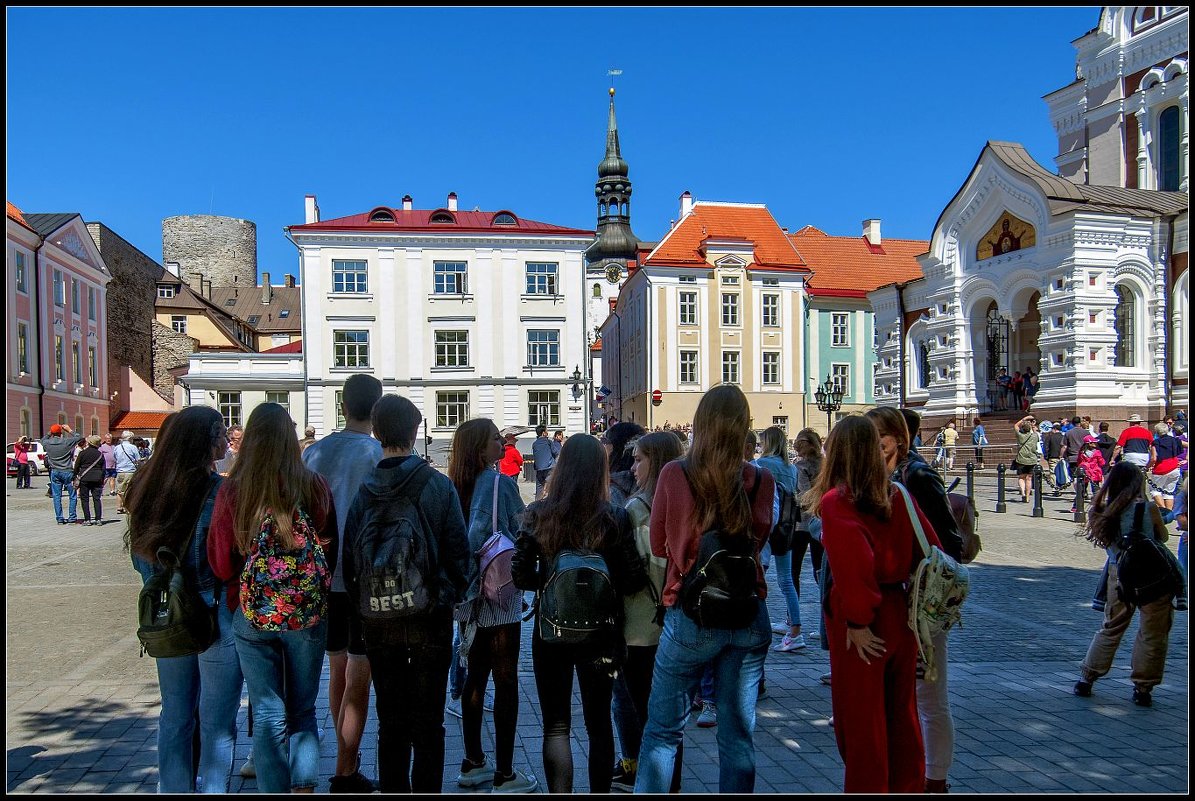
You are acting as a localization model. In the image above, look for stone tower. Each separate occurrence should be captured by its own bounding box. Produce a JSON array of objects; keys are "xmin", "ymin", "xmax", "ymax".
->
[{"xmin": 162, "ymin": 214, "xmax": 257, "ymax": 292}]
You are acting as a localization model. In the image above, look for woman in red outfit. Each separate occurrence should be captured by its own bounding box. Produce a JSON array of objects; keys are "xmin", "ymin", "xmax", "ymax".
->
[
  {"xmin": 802, "ymin": 415, "xmax": 941, "ymax": 793},
  {"xmin": 498, "ymin": 432, "xmax": 524, "ymax": 479}
]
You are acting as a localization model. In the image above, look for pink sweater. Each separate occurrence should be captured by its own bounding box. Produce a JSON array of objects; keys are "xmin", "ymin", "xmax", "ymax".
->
[{"xmin": 649, "ymin": 460, "xmax": 775, "ymax": 608}]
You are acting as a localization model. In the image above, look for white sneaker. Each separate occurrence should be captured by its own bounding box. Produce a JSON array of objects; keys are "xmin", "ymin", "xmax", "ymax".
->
[
  {"xmin": 492, "ymin": 769, "xmax": 539, "ymax": 794},
  {"xmin": 457, "ymin": 755, "xmax": 493, "ymax": 788},
  {"xmin": 696, "ymin": 701, "xmax": 717, "ymax": 728},
  {"xmin": 239, "ymin": 750, "xmax": 256, "ymax": 779},
  {"xmin": 770, "ymin": 622, "xmax": 789, "ymax": 635},
  {"xmin": 773, "ymin": 633, "xmax": 807, "ymax": 652}
]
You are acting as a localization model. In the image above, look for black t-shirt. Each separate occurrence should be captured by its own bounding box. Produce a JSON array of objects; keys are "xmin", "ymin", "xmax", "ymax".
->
[{"xmin": 1043, "ymin": 431, "xmax": 1064, "ymax": 460}]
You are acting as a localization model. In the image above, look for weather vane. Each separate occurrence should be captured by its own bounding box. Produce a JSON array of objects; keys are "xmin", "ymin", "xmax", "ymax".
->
[{"xmin": 608, "ymin": 68, "xmax": 622, "ymax": 94}]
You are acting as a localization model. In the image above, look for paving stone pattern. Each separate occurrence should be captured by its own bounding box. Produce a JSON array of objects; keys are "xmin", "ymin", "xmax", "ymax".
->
[{"xmin": 5, "ymin": 469, "xmax": 1188, "ymax": 793}]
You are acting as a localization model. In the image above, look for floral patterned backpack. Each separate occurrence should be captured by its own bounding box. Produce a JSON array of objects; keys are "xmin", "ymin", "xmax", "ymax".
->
[{"xmin": 239, "ymin": 508, "xmax": 331, "ymax": 631}]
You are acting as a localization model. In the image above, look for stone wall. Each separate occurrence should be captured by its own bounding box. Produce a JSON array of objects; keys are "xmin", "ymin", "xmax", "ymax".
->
[
  {"xmin": 162, "ymin": 215, "xmax": 257, "ymax": 290},
  {"xmin": 85, "ymin": 223, "xmax": 162, "ymax": 406},
  {"xmin": 151, "ymin": 322, "xmax": 196, "ymax": 400}
]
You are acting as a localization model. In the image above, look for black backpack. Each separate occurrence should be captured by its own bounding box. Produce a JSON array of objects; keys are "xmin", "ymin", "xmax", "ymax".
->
[
  {"xmin": 538, "ymin": 548, "xmax": 620, "ymax": 644},
  {"xmin": 769, "ymin": 484, "xmax": 800, "ymax": 556},
  {"xmin": 678, "ymin": 465, "xmax": 763, "ymax": 629},
  {"xmin": 351, "ymin": 462, "xmax": 439, "ymax": 621},
  {"xmin": 136, "ymin": 476, "xmax": 221, "ymax": 658},
  {"xmin": 1116, "ymin": 502, "xmax": 1185, "ymax": 607}
]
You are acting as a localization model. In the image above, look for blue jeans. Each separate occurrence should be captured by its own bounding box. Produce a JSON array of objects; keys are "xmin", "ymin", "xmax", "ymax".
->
[
  {"xmin": 49, "ymin": 469, "xmax": 78, "ymax": 522},
  {"xmin": 611, "ymin": 670, "xmax": 639, "ymax": 759},
  {"xmin": 154, "ymin": 603, "xmax": 244, "ymax": 793},
  {"xmin": 232, "ymin": 613, "xmax": 327, "ymax": 792},
  {"xmin": 635, "ymin": 603, "xmax": 770, "ymax": 793},
  {"xmin": 771, "ymin": 551, "xmax": 802, "ymax": 629},
  {"xmin": 450, "ymin": 623, "xmax": 466, "ymax": 699}
]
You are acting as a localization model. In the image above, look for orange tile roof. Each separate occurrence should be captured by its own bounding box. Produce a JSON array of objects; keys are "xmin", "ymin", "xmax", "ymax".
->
[
  {"xmin": 788, "ymin": 225, "xmax": 927, "ymax": 293},
  {"xmin": 110, "ymin": 411, "xmax": 174, "ymax": 431},
  {"xmin": 7, "ymin": 201, "xmax": 36, "ymax": 232},
  {"xmin": 647, "ymin": 203, "xmax": 808, "ymax": 271}
]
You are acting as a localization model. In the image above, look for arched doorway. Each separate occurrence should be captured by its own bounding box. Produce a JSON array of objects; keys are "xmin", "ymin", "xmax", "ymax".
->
[
  {"xmin": 982, "ymin": 302, "xmax": 1010, "ymax": 411},
  {"xmin": 1012, "ymin": 291, "xmax": 1043, "ymax": 385}
]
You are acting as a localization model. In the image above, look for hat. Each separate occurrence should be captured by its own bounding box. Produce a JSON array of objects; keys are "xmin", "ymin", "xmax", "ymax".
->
[
  {"xmin": 1083, "ymin": 435, "xmax": 1098, "ymax": 445},
  {"xmin": 49, "ymin": 424, "xmax": 62, "ymax": 435},
  {"xmin": 1039, "ymin": 421, "xmax": 1053, "ymax": 432},
  {"xmin": 1126, "ymin": 414, "xmax": 1142, "ymax": 424}
]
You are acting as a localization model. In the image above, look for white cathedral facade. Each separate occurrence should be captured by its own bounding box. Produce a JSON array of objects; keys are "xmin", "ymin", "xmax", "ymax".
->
[{"xmin": 871, "ymin": 6, "xmax": 1188, "ymax": 423}]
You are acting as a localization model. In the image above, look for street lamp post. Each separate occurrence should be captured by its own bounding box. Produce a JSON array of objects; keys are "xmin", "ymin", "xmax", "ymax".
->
[
  {"xmin": 570, "ymin": 365, "xmax": 583, "ymax": 401},
  {"xmin": 813, "ymin": 373, "xmax": 845, "ymax": 434}
]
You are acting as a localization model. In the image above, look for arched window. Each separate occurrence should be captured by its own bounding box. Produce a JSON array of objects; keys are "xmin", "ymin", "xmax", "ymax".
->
[
  {"xmin": 493, "ymin": 212, "xmax": 517, "ymax": 226},
  {"xmin": 368, "ymin": 208, "xmax": 395, "ymax": 223},
  {"xmin": 1114, "ymin": 284, "xmax": 1137, "ymax": 368},
  {"xmin": 20, "ymin": 408, "xmax": 30, "ymax": 438},
  {"xmin": 91, "ymin": 416, "xmax": 100, "ymax": 436},
  {"xmin": 592, "ymin": 282, "xmax": 602, "ymax": 299},
  {"xmin": 918, "ymin": 340, "xmax": 932, "ymax": 388},
  {"xmin": 1158, "ymin": 106, "xmax": 1181, "ymax": 191},
  {"xmin": 430, "ymin": 211, "xmax": 455, "ymax": 224}
]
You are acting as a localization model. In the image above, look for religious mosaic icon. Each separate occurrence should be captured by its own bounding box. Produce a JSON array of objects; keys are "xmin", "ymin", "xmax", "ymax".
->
[{"xmin": 977, "ymin": 212, "xmax": 1036, "ymax": 261}]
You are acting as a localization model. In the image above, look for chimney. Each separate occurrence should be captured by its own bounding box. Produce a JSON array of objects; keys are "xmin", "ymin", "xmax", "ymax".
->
[
  {"xmin": 447, "ymin": 192, "xmax": 458, "ymax": 212},
  {"xmin": 165, "ymin": 261, "xmax": 180, "ymax": 278},
  {"xmin": 202, "ymin": 278, "xmax": 212, "ymax": 299},
  {"xmin": 189, "ymin": 271, "xmax": 204, "ymax": 292},
  {"xmin": 304, "ymin": 194, "xmax": 319, "ymax": 224},
  {"xmin": 863, "ymin": 218, "xmax": 881, "ymax": 246},
  {"xmin": 680, "ymin": 191, "xmax": 693, "ymax": 218},
  {"xmin": 402, "ymin": 194, "xmax": 413, "ymax": 211},
  {"xmin": 284, "ymin": 274, "xmax": 295, "ymax": 288},
  {"xmin": 261, "ymin": 272, "xmax": 272, "ymax": 305}
]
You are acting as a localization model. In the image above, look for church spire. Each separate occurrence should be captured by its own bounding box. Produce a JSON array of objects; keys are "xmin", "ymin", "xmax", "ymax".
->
[{"xmin": 586, "ymin": 87, "xmax": 639, "ymax": 267}]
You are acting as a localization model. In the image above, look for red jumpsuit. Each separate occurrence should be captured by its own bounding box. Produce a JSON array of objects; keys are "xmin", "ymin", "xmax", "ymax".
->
[{"xmin": 821, "ymin": 485, "xmax": 941, "ymax": 793}]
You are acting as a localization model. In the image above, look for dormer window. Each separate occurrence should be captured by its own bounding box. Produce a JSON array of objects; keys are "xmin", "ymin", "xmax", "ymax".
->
[
  {"xmin": 279, "ymin": 309, "xmax": 290, "ymax": 319},
  {"xmin": 157, "ymin": 284, "xmax": 176, "ymax": 299},
  {"xmin": 225, "ymin": 298, "xmax": 237, "ymax": 307},
  {"xmin": 430, "ymin": 210, "xmax": 456, "ymax": 224},
  {"xmin": 493, "ymin": 212, "xmax": 518, "ymax": 226},
  {"xmin": 368, "ymin": 208, "xmax": 395, "ymax": 223},
  {"xmin": 247, "ymin": 315, "xmax": 260, "ymax": 326}
]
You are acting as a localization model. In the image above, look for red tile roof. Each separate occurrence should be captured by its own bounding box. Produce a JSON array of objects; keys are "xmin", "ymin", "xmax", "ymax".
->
[
  {"xmin": 110, "ymin": 411, "xmax": 173, "ymax": 431},
  {"xmin": 262, "ymin": 339, "xmax": 303, "ymax": 354},
  {"xmin": 590, "ymin": 338, "xmax": 602, "ymax": 352},
  {"xmin": 788, "ymin": 225, "xmax": 926, "ymax": 294},
  {"xmin": 6, "ymin": 201, "xmax": 37, "ymax": 233},
  {"xmin": 647, "ymin": 203, "xmax": 808, "ymax": 271},
  {"xmin": 289, "ymin": 208, "xmax": 593, "ymax": 237}
]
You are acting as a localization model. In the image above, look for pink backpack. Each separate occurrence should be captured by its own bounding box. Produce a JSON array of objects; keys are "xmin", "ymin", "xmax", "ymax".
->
[{"xmin": 477, "ymin": 473, "xmax": 516, "ymax": 605}]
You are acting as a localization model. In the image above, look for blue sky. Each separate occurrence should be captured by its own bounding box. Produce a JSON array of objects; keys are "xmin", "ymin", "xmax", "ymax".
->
[{"xmin": 7, "ymin": 6, "xmax": 1100, "ymax": 279}]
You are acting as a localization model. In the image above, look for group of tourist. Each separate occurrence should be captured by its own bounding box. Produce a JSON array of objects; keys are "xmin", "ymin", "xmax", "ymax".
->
[
  {"xmin": 118, "ymin": 377, "xmax": 1187, "ymax": 794},
  {"xmin": 14, "ymin": 427, "xmax": 147, "ymax": 525}
]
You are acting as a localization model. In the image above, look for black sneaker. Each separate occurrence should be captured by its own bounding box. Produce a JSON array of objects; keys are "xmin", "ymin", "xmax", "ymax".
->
[
  {"xmin": 1132, "ymin": 687, "xmax": 1153, "ymax": 707},
  {"xmin": 1073, "ymin": 680, "xmax": 1093, "ymax": 697},
  {"xmin": 610, "ymin": 757, "xmax": 636, "ymax": 793},
  {"xmin": 329, "ymin": 771, "xmax": 376, "ymax": 793}
]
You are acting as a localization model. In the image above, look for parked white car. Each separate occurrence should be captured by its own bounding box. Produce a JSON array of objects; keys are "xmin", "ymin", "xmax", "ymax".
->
[{"xmin": 6, "ymin": 441, "xmax": 49, "ymax": 476}]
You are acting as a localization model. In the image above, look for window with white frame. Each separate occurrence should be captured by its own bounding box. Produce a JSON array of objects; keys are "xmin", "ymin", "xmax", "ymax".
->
[
  {"xmin": 20, "ymin": 408, "xmax": 30, "ymax": 438},
  {"xmin": 762, "ymin": 277, "xmax": 779, "ymax": 287},
  {"xmin": 679, "ymin": 291, "xmax": 698, "ymax": 325},
  {"xmin": 680, "ymin": 350, "xmax": 699, "ymax": 384},
  {"xmin": 88, "ymin": 287, "xmax": 97, "ymax": 321},
  {"xmin": 72, "ymin": 342, "xmax": 82, "ymax": 385},
  {"xmin": 721, "ymin": 275, "xmax": 740, "ymax": 285},
  {"xmin": 527, "ymin": 330, "xmax": 560, "ymax": 367},
  {"xmin": 71, "ymin": 279, "xmax": 80, "ymax": 315},
  {"xmin": 762, "ymin": 351, "xmax": 780, "ymax": 384},
  {"xmin": 831, "ymin": 363, "xmax": 850, "ymax": 397},
  {"xmin": 172, "ymin": 315, "xmax": 187, "ymax": 334},
  {"xmin": 54, "ymin": 336, "xmax": 64, "ymax": 381},
  {"xmin": 679, "ymin": 275, "xmax": 697, "ymax": 283},
  {"xmin": 218, "ymin": 392, "xmax": 242, "ymax": 427},
  {"xmin": 15, "ymin": 251, "xmax": 26, "ymax": 292},
  {"xmin": 53, "ymin": 270, "xmax": 64, "ymax": 306},
  {"xmin": 435, "ymin": 331, "xmax": 470, "ymax": 367},
  {"xmin": 721, "ymin": 293, "xmax": 740, "ymax": 326},
  {"xmin": 334, "ymin": 330, "xmax": 370, "ymax": 368},
  {"xmin": 762, "ymin": 294, "xmax": 779, "ymax": 327},
  {"xmin": 334, "ymin": 391, "xmax": 346, "ymax": 430},
  {"xmin": 434, "ymin": 261, "xmax": 468, "ymax": 294},
  {"xmin": 527, "ymin": 390, "xmax": 561, "ymax": 427},
  {"xmin": 773, "ymin": 416, "xmax": 788, "ymax": 431},
  {"xmin": 526, "ymin": 262, "xmax": 558, "ymax": 295},
  {"xmin": 1158, "ymin": 105, "xmax": 1180, "ymax": 192},
  {"xmin": 1113, "ymin": 284, "xmax": 1137, "ymax": 368},
  {"xmin": 436, "ymin": 391, "xmax": 470, "ymax": 428},
  {"xmin": 831, "ymin": 313, "xmax": 850, "ymax": 346},
  {"xmin": 88, "ymin": 346, "xmax": 97, "ymax": 387},
  {"xmin": 265, "ymin": 391, "xmax": 289, "ymax": 411},
  {"xmin": 158, "ymin": 284, "xmax": 175, "ymax": 298},
  {"xmin": 332, "ymin": 259, "xmax": 368, "ymax": 293},
  {"xmin": 722, "ymin": 351, "xmax": 740, "ymax": 384},
  {"xmin": 18, "ymin": 323, "xmax": 28, "ymax": 373}
]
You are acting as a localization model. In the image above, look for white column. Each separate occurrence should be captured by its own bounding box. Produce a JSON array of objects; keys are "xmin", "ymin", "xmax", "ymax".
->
[{"xmin": 1136, "ymin": 105, "xmax": 1152, "ymax": 190}]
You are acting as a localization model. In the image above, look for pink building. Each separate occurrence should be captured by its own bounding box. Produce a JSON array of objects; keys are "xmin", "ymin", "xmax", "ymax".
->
[{"xmin": 7, "ymin": 203, "xmax": 112, "ymax": 439}]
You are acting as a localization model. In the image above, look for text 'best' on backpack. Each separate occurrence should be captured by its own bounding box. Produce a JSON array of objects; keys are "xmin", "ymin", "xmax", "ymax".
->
[
  {"xmin": 350, "ymin": 461, "xmax": 440, "ymax": 622},
  {"xmin": 136, "ymin": 475, "xmax": 221, "ymax": 658},
  {"xmin": 1115, "ymin": 501, "xmax": 1186, "ymax": 607},
  {"xmin": 677, "ymin": 464, "xmax": 764, "ymax": 630},
  {"xmin": 239, "ymin": 506, "xmax": 331, "ymax": 631}
]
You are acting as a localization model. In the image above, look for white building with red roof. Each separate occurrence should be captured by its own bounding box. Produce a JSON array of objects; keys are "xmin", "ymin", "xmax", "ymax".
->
[
  {"xmin": 286, "ymin": 193, "xmax": 594, "ymax": 459},
  {"xmin": 600, "ymin": 196, "xmax": 811, "ymax": 430}
]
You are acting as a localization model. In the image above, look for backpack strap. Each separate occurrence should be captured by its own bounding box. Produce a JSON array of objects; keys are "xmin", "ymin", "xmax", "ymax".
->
[
  {"xmin": 492, "ymin": 471, "xmax": 501, "ymax": 535},
  {"xmin": 397, "ymin": 460, "xmax": 437, "ymax": 503},
  {"xmin": 893, "ymin": 481, "xmax": 931, "ymax": 563}
]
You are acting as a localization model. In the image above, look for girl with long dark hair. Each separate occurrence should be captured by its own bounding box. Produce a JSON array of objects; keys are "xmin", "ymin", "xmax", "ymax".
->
[
  {"xmin": 207, "ymin": 402, "xmax": 337, "ymax": 793},
  {"xmin": 448, "ymin": 418, "xmax": 536, "ymax": 793},
  {"xmin": 635, "ymin": 385, "xmax": 775, "ymax": 793},
  {"xmin": 1073, "ymin": 461, "xmax": 1178, "ymax": 707},
  {"xmin": 126, "ymin": 405, "xmax": 243, "ymax": 793},
  {"xmin": 511, "ymin": 433, "xmax": 646, "ymax": 792}
]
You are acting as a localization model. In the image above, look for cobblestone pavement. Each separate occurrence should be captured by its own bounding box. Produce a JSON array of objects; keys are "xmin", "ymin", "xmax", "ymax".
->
[{"xmin": 6, "ymin": 469, "xmax": 1188, "ymax": 793}]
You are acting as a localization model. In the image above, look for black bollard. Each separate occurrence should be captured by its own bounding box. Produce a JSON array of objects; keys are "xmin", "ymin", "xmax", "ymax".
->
[
  {"xmin": 966, "ymin": 462, "xmax": 975, "ymax": 501},
  {"xmin": 1032, "ymin": 465, "xmax": 1045, "ymax": 518},
  {"xmin": 1074, "ymin": 479, "xmax": 1087, "ymax": 524},
  {"xmin": 996, "ymin": 463, "xmax": 1007, "ymax": 513}
]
